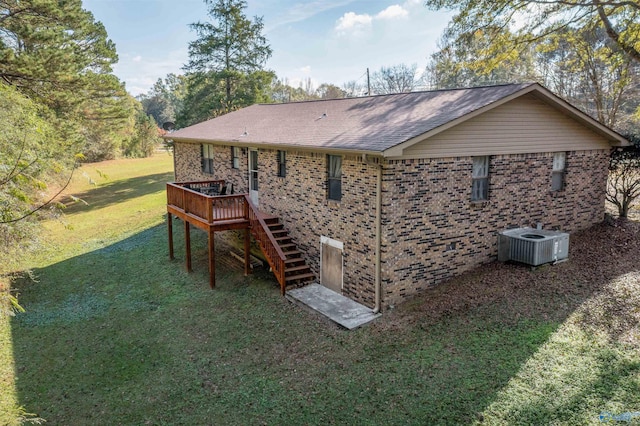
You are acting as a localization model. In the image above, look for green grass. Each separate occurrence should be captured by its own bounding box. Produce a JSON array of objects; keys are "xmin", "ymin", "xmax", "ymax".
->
[{"xmin": 2, "ymin": 153, "xmax": 639, "ymax": 425}]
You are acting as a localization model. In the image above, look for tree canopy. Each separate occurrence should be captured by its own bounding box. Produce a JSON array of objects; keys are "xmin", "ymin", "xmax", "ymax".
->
[
  {"xmin": 179, "ymin": 0, "xmax": 273, "ymax": 125},
  {"xmin": 424, "ymin": 0, "xmax": 640, "ymax": 65}
]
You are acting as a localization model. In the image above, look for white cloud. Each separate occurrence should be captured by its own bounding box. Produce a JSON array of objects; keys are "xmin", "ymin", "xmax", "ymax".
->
[
  {"xmin": 300, "ymin": 65, "xmax": 312, "ymax": 74},
  {"xmin": 335, "ymin": 4, "xmax": 409, "ymax": 35},
  {"xmin": 335, "ymin": 11, "xmax": 373, "ymax": 32},
  {"xmin": 376, "ymin": 5, "xmax": 408, "ymax": 20}
]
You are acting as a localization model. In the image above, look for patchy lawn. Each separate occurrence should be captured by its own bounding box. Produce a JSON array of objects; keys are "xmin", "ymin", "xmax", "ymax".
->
[{"xmin": 2, "ymin": 154, "xmax": 639, "ymax": 425}]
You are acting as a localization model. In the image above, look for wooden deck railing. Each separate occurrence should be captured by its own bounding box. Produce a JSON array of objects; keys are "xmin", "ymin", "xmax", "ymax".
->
[
  {"xmin": 211, "ymin": 195, "xmax": 246, "ymax": 222},
  {"xmin": 167, "ymin": 181, "xmax": 289, "ymax": 293},
  {"xmin": 245, "ymin": 195, "xmax": 288, "ymax": 294}
]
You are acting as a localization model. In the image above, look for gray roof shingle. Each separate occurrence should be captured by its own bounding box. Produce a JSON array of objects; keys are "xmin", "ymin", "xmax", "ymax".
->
[{"xmin": 166, "ymin": 83, "xmax": 549, "ymax": 152}]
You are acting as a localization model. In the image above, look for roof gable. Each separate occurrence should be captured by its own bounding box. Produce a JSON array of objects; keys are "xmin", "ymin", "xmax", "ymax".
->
[{"xmin": 167, "ymin": 83, "xmax": 628, "ymax": 155}]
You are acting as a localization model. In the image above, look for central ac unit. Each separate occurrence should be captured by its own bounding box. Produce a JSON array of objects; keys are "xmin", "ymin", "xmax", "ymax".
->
[{"xmin": 498, "ymin": 228, "xmax": 569, "ymax": 266}]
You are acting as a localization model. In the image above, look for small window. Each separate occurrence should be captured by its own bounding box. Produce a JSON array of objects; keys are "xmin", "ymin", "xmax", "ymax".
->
[
  {"xmin": 201, "ymin": 144, "xmax": 214, "ymax": 174},
  {"xmin": 277, "ymin": 150, "xmax": 286, "ymax": 177},
  {"xmin": 552, "ymin": 152, "xmax": 566, "ymax": 191},
  {"xmin": 471, "ymin": 156, "xmax": 489, "ymax": 201},
  {"xmin": 231, "ymin": 146, "xmax": 240, "ymax": 169},
  {"xmin": 327, "ymin": 155, "xmax": 342, "ymax": 201}
]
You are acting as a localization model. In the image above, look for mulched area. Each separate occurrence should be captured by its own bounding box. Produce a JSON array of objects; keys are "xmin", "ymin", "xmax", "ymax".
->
[{"xmin": 380, "ymin": 218, "xmax": 640, "ymax": 344}]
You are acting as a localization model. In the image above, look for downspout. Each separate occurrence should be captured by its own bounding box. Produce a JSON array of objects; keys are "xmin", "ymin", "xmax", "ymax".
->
[{"xmin": 363, "ymin": 154, "xmax": 383, "ymax": 314}]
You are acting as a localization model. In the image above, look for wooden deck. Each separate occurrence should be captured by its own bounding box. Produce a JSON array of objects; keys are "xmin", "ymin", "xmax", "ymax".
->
[{"xmin": 166, "ymin": 181, "xmax": 314, "ymax": 294}]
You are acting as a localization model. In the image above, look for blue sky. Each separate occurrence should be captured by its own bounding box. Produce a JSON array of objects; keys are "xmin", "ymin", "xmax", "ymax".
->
[{"xmin": 82, "ymin": 0, "xmax": 454, "ymax": 96}]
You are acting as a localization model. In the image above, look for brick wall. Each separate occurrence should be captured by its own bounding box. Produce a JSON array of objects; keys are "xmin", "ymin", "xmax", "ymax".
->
[
  {"xmin": 259, "ymin": 150, "xmax": 378, "ymax": 307},
  {"xmin": 380, "ymin": 149, "xmax": 610, "ymax": 307},
  {"xmin": 174, "ymin": 142, "xmax": 248, "ymax": 192},
  {"xmin": 173, "ymin": 142, "xmax": 379, "ymax": 307},
  {"xmin": 173, "ymin": 142, "xmax": 610, "ymax": 309}
]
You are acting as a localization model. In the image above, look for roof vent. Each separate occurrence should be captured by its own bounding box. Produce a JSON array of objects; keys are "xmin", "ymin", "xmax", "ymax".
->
[{"xmin": 498, "ymin": 228, "xmax": 569, "ymax": 266}]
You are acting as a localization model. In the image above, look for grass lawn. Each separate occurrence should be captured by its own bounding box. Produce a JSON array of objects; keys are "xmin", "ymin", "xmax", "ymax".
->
[{"xmin": 2, "ymin": 153, "xmax": 639, "ymax": 425}]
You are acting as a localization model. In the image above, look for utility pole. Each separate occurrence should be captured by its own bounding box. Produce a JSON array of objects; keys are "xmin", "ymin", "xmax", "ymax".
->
[{"xmin": 367, "ymin": 67, "xmax": 371, "ymax": 96}]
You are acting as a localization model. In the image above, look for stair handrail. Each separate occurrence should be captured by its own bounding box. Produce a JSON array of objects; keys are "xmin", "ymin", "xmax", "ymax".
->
[{"xmin": 244, "ymin": 195, "xmax": 287, "ymax": 294}]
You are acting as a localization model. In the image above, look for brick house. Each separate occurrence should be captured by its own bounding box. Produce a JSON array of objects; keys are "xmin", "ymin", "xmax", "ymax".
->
[{"xmin": 167, "ymin": 83, "xmax": 627, "ymax": 310}]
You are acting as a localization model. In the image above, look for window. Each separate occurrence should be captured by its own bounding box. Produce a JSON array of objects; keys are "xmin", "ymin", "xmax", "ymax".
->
[
  {"xmin": 231, "ymin": 146, "xmax": 240, "ymax": 169},
  {"xmin": 277, "ymin": 150, "xmax": 286, "ymax": 177},
  {"xmin": 201, "ymin": 144, "xmax": 214, "ymax": 174},
  {"xmin": 471, "ymin": 156, "xmax": 489, "ymax": 201},
  {"xmin": 552, "ymin": 152, "xmax": 566, "ymax": 191},
  {"xmin": 327, "ymin": 155, "xmax": 342, "ymax": 201}
]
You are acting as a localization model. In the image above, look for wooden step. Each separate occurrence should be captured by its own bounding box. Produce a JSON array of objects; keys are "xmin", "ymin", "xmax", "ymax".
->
[
  {"xmin": 283, "ymin": 250, "xmax": 302, "ymax": 257},
  {"xmin": 284, "ymin": 257, "xmax": 304, "ymax": 264},
  {"xmin": 271, "ymin": 229, "xmax": 288, "ymax": 235},
  {"xmin": 279, "ymin": 243, "xmax": 297, "ymax": 250},
  {"xmin": 260, "ymin": 215, "xmax": 279, "ymax": 224},
  {"xmin": 275, "ymin": 236, "xmax": 292, "ymax": 242},
  {"xmin": 285, "ymin": 272, "xmax": 315, "ymax": 283},
  {"xmin": 285, "ymin": 264, "xmax": 311, "ymax": 273}
]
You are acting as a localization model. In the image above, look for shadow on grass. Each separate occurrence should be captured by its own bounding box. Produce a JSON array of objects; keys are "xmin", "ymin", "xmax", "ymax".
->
[
  {"xmin": 8, "ymin": 220, "xmax": 640, "ymax": 425},
  {"xmin": 62, "ymin": 171, "xmax": 174, "ymax": 214}
]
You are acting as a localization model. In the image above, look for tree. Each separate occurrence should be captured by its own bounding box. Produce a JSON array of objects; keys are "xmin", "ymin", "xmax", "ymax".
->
[
  {"xmin": 370, "ymin": 63, "xmax": 424, "ymax": 94},
  {"xmin": 536, "ymin": 26, "xmax": 638, "ymax": 130},
  {"xmin": 607, "ymin": 136, "xmax": 640, "ymax": 218},
  {"xmin": 139, "ymin": 74, "xmax": 188, "ymax": 127},
  {"xmin": 185, "ymin": 0, "xmax": 272, "ymax": 109},
  {"xmin": 424, "ymin": 1, "xmax": 640, "ymax": 66},
  {"xmin": 317, "ymin": 83, "xmax": 345, "ymax": 99},
  {"xmin": 0, "ymin": 84, "xmax": 75, "ymax": 273},
  {"xmin": 0, "ymin": 0, "xmax": 132, "ymax": 160},
  {"xmin": 342, "ymin": 80, "xmax": 366, "ymax": 97},
  {"xmin": 427, "ymin": 28, "xmax": 538, "ymax": 89},
  {"xmin": 122, "ymin": 111, "xmax": 162, "ymax": 158},
  {"xmin": 177, "ymin": 69, "xmax": 275, "ymax": 127}
]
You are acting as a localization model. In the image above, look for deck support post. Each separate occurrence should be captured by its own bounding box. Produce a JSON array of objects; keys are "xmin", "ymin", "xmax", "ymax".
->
[
  {"xmin": 185, "ymin": 220, "xmax": 192, "ymax": 272},
  {"xmin": 167, "ymin": 212, "xmax": 174, "ymax": 260},
  {"xmin": 208, "ymin": 229, "xmax": 215, "ymax": 289},
  {"xmin": 244, "ymin": 228, "xmax": 251, "ymax": 276}
]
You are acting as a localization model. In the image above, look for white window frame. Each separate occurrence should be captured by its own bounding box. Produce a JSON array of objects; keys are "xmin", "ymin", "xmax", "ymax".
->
[
  {"xmin": 231, "ymin": 146, "xmax": 240, "ymax": 169},
  {"xmin": 327, "ymin": 155, "xmax": 342, "ymax": 201},
  {"xmin": 471, "ymin": 156, "xmax": 489, "ymax": 201},
  {"xmin": 202, "ymin": 144, "xmax": 215, "ymax": 174},
  {"xmin": 552, "ymin": 152, "xmax": 566, "ymax": 191}
]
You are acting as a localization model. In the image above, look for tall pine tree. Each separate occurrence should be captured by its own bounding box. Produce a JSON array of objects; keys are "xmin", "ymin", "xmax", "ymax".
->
[{"xmin": 180, "ymin": 0, "xmax": 273, "ymax": 126}]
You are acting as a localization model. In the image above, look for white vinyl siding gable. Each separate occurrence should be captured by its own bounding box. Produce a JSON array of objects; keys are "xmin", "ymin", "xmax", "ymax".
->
[{"xmin": 401, "ymin": 94, "xmax": 612, "ymax": 159}]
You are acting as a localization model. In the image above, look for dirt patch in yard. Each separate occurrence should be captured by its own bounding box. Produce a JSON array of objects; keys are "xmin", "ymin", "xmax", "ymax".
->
[{"xmin": 380, "ymin": 218, "xmax": 640, "ymax": 346}]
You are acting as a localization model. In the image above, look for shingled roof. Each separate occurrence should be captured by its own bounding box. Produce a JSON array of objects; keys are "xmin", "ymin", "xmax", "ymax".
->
[{"xmin": 167, "ymin": 83, "xmax": 627, "ymax": 155}]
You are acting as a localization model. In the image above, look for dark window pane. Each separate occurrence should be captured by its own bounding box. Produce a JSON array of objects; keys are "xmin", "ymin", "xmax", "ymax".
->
[
  {"xmin": 277, "ymin": 151, "xmax": 286, "ymax": 177},
  {"xmin": 471, "ymin": 178, "xmax": 487, "ymax": 201},
  {"xmin": 552, "ymin": 171, "xmax": 564, "ymax": 191},
  {"xmin": 328, "ymin": 178, "xmax": 341, "ymax": 201}
]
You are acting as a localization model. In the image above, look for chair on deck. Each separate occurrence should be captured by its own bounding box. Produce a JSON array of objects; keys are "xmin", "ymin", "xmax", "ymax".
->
[{"xmin": 220, "ymin": 182, "xmax": 234, "ymax": 195}]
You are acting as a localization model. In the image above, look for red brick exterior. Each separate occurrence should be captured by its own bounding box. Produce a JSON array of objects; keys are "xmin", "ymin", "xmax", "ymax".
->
[
  {"xmin": 174, "ymin": 142, "xmax": 610, "ymax": 309},
  {"xmin": 380, "ymin": 150, "xmax": 609, "ymax": 306},
  {"xmin": 174, "ymin": 142, "xmax": 378, "ymax": 307}
]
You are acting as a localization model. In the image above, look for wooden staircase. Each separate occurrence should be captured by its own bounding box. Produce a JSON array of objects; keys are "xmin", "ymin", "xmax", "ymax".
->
[
  {"xmin": 245, "ymin": 196, "xmax": 314, "ymax": 295},
  {"xmin": 261, "ymin": 216, "xmax": 315, "ymax": 289}
]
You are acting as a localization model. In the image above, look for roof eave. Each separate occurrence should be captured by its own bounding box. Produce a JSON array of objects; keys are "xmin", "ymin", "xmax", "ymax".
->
[{"xmin": 165, "ymin": 135, "xmax": 385, "ymax": 157}]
